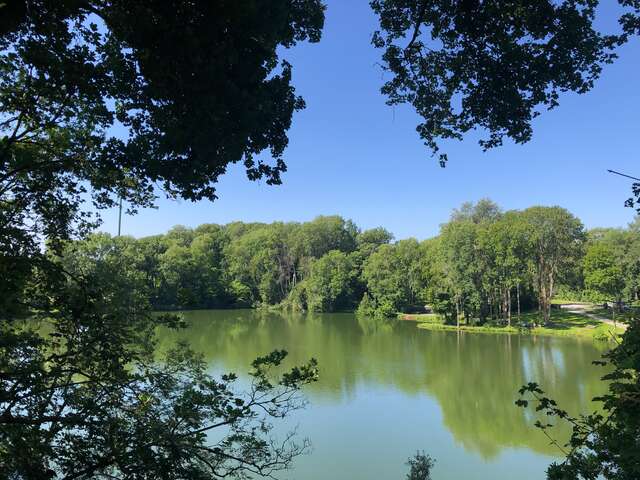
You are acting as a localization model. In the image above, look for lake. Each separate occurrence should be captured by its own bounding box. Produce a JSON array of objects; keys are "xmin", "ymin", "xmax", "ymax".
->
[{"xmin": 156, "ymin": 309, "xmax": 609, "ymax": 480}]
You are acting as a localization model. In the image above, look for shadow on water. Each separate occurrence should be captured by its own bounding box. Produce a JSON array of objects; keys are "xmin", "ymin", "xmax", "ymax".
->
[{"xmin": 156, "ymin": 309, "xmax": 608, "ymax": 460}]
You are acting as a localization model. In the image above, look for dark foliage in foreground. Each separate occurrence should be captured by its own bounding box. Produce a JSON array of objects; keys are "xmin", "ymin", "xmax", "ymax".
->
[
  {"xmin": 406, "ymin": 451, "xmax": 435, "ymax": 480},
  {"xmin": 517, "ymin": 319, "xmax": 640, "ymax": 480},
  {"xmin": 1, "ymin": 1, "xmax": 325, "ymax": 478},
  {"xmin": 371, "ymin": 0, "xmax": 640, "ymax": 164},
  {"xmin": 0, "ymin": 245, "xmax": 319, "ymax": 479}
]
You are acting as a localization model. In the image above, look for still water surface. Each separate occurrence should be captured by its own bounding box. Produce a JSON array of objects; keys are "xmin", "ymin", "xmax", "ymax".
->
[{"xmin": 157, "ymin": 310, "xmax": 609, "ymax": 480}]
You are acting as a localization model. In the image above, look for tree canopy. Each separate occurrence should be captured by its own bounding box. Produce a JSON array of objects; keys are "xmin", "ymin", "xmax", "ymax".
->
[
  {"xmin": 0, "ymin": 0, "xmax": 325, "ymax": 298},
  {"xmin": 57, "ymin": 206, "xmax": 640, "ymax": 330},
  {"xmin": 0, "ymin": 2, "xmax": 326, "ymax": 478},
  {"xmin": 371, "ymin": 0, "xmax": 639, "ymax": 164}
]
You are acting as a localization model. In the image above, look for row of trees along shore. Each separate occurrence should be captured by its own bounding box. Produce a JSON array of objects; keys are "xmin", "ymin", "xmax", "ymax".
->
[{"xmin": 64, "ymin": 199, "xmax": 640, "ymax": 326}]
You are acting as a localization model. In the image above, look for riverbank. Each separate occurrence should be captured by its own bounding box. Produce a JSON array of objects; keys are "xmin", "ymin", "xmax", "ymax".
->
[{"xmin": 403, "ymin": 310, "xmax": 625, "ymax": 341}]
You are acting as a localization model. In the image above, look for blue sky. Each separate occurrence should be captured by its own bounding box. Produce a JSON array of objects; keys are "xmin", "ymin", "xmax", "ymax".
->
[{"xmin": 101, "ymin": 1, "xmax": 640, "ymax": 241}]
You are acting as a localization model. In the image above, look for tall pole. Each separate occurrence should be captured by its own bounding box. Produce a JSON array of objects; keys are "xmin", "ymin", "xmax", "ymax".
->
[
  {"xmin": 607, "ymin": 168, "xmax": 638, "ymax": 322},
  {"xmin": 607, "ymin": 169, "xmax": 640, "ymax": 181},
  {"xmin": 117, "ymin": 197, "xmax": 122, "ymax": 237}
]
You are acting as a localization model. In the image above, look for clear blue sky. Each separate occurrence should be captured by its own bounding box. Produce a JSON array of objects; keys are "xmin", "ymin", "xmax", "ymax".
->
[{"xmin": 101, "ymin": 1, "xmax": 640, "ymax": 241}]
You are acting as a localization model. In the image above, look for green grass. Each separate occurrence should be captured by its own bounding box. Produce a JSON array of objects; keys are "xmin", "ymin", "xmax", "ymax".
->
[
  {"xmin": 588, "ymin": 306, "xmax": 612, "ymax": 318},
  {"xmin": 550, "ymin": 298, "xmax": 593, "ymax": 305},
  {"xmin": 520, "ymin": 310, "xmax": 597, "ymax": 327},
  {"xmin": 417, "ymin": 310, "xmax": 624, "ymax": 340},
  {"xmin": 417, "ymin": 323, "xmax": 519, "ymax": 335},
  {"xmin": 398, "ymin": 313, "xmax": 444, "ymax": 323}
]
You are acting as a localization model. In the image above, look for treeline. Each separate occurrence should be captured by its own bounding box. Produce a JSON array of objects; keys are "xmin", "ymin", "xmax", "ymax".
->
[{"xmin": 63, "ymin": 201, "xmax": 640, "ymax": 323}]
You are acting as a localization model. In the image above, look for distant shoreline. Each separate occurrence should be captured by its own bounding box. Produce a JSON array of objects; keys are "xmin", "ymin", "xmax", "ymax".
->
[{"xmin": 400, "ymin": 310, "xmax": 625, "ymax": 341}]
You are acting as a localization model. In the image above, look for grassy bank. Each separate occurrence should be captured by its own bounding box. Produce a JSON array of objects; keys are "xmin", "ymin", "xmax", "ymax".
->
[
  {"xmin": 415, "ymin": 310, "xmax": 624, "ymax": 341},
  {"xmin": 398, "ymin": 313, "xmax": 444, "ymax": 322}
]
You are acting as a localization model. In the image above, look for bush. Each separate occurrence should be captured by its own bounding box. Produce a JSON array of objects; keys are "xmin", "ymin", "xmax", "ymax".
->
[
  {"xmin": 376, "ymin": 299, "xmax": 397, "ymax": 318},
  {"xmin": 282, "ymin": 281, "xmax": 308, "ymax": 311},
  {"xmin": 356, "ymin": 292, "xmax": 377, "ymax": 318},
  {"xmin": 356, "ymin": 293, "xmax": 396, "ymax": 319},
  {"xmin": 406, "ymin": 451, "xmax": 435, "ymax": 480}
]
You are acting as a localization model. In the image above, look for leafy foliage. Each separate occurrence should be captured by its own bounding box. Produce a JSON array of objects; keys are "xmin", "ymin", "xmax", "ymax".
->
[
  {"xmin": 405, "ymin": 451, "xmax": 435, "ymax": 480},
  {"xmin": 0, "ymin": 0, "xmax": 326, "ymax": 315},
  {"xmin": 0, "ymin": 245, "xmax": 319, "ymax": 479},
  {"xmin": 361, "ymin": 239, "xmax": 424, "ymax": 315},
  {"xmin": 370, "ymin": 0, "xmax": 638, "ymax": 163},
  {"xmin": 61, "ymin": 204, "xmax": 640, "ymax": 331},
  {"xmin": 0, "ymin": 2, "xmax": 326, "ymax": 477},
  {"xmin": 517, "ymin": 319, "xmax": 640, "ymax": 479},
  {"xmin": 584, "ymin": 242, "xmax": 626, "ymax": 302},
  {"xmin": 305, "ymin": 250, "xmax": 357, "ymax": 312},
  {"xmin": 521, "ymin": 206, "xmax": 586, "ymax": 325}
]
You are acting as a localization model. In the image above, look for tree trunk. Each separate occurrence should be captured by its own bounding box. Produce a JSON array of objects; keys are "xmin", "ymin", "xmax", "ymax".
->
[
  {"xmin": 517, "ymin": 283, "xmax": 521, "ymax": 321},
  {"xmin": 504, "ymin": 289, "xmax": 508, "ymax": 323},
  {"xmin": 507, "ymin": 288, "xmax": 512, "ymax": 328},
  {"xmin": 542, "ymin": 292, "xmax": 550, "ymax": 326},
  {"xmin": 545, "ymin": 270, "xmax": 554, "ymax": 326},
  {"xmin": 612, "ymin": 301, "xmax": 616, "ymax": 325}
]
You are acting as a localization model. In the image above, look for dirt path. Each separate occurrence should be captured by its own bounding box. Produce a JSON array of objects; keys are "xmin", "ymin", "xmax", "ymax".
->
[{"xmin": 563, "ymin": 304, "xmax": 628, "ymax": 331}]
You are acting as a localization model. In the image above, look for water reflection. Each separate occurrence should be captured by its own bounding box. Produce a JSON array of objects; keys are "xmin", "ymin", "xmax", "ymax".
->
[{"xmin": 156, "ymin": 309, "xmax": 607, "ymax": 460}]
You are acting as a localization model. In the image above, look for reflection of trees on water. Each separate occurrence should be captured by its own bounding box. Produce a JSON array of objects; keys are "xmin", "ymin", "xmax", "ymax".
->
[
  {"xmin": 156, "ymin": 309, "xmax": 608, "ymax": 459},
  {"xmin": 357, "ymin": 314, "xmax": 396, "ymax": 335}
]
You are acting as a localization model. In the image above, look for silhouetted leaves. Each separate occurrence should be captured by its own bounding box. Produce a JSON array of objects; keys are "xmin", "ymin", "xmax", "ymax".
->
[
  {"xmin": 517, "ymin": 320, "xmax": 640, "ymax": 479},
  {"xmin": 371, "ymin": 0, "xmax": 638, "ymax": 163},
  {"xmin": 405, "ymin": 451, "xmax": 435, "ymax": 480}
]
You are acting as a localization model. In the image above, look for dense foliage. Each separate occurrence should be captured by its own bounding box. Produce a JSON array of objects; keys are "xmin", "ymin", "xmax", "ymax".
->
[
  {"xmin": 0, "ymin": 1, "xmax": 326, "ymax": 478},
  {"xmin": 371, "ymin": 0, "xmax": 640, "ymax": 164},
  {"xmin": 513, "ymin": 220, "xmax": 640, "ymax": 479},
  {"xmin": 405, "ymin": 451, "xmax": 435, "ymax": 480},
  {"xmin": 0, "ymin": 0, "xmax": 325, "ymax": 318},
  {"xmin": 517, "ymin": 320, "xmax": 640, "ymax": 480},
  {"xmin": 65, "ymin": 202, "xmax": 640, "ymax": 326}
]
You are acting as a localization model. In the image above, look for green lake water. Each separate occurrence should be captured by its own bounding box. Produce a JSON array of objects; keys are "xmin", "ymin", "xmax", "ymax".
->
[{"xmin": 156, "ymin": 309, "xmax": 609, "ymax": 480}]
